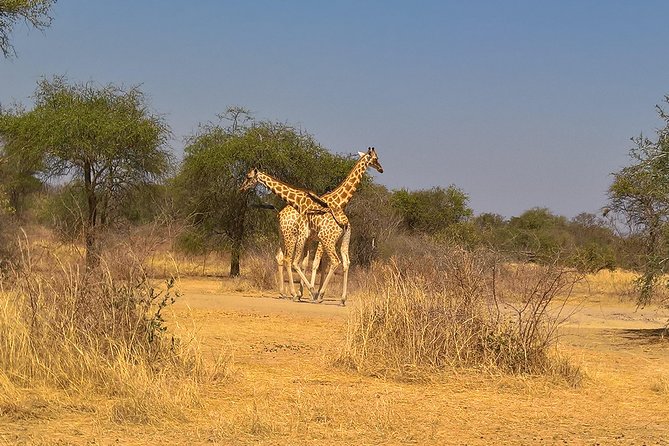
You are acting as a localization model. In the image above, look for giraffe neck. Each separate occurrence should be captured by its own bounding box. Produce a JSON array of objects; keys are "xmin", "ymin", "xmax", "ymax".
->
[
  {"xmin": 255, "ymin": 171, "xmax": 322, "ymax": 214},
  {"xmin": 322, "ymin": 156, "xmax": 370, "ymax": 208}
]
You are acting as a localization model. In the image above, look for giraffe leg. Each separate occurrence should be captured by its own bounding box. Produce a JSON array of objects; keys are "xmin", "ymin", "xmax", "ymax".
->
[
  {"xmin": 314, "ymin": 260, "xmax": 340, "ymax": 303},
  {"xmin": 285, "ymin": 257, "xmax": 298, "ymax": 299},
  {"xmin": 301, "ymin": 245, "xmax": 311, "ymax": 271},
  {"xmin": 339, "ymin": 225, "xmax": 352, "ymax": 306},
  {"xmin": 297, "ymin": 244, "xmax": 311, "ymax": 298},
  {"xmin": 313, "ymin": 228, "xmax": 343, "ymax": 303},
  {"xmin": 291, "ymin": 260, "xmax": 315, "ymax": 301},
  {"xmin": 290, "ymin": 228, "xmax": 315, "ymax": 301},
  {"xmin": 276, "ymin": 249, "xmax": 286, "ymax": 298},
  {"xmin": 310, "ymin": 242, "xmax": 323, "ymax": 293}
]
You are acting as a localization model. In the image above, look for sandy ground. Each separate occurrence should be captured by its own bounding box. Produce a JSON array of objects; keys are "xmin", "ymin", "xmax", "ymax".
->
[{"xmin": 2, "ymin": 276, "xmax": 669, "ymax": 445}]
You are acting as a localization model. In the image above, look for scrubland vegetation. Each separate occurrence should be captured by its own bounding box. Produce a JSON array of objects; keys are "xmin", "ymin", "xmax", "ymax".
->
[
  {"xmin": 0, "ymin": 237, "xmax": 228, "ymax": 425},
  {"xmin": 1, "ymin": 76, "xmax": 669, "ymax": 443},
  {"xmin": 337, "ymin": 248, "xmax": 583, "ymax": 384}
]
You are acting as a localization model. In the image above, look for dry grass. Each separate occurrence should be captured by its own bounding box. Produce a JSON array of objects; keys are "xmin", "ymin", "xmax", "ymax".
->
[
  {"xmin": 336, "ymin": 248, "xmax": 584, "ymax": 383},
  {"xmin": 3, "ymin": 268, "xmax": 669, "ymax": 444},
  {"xmin": 3, "ymin": 231, "xmax": 669, "ymax": 444},
  {"xmin": 243, "ymin": 248, "xmax": 278, "ymax": 291},
  {"xmin": 0, "ymin": 236, "xmax": 229, "ymax": 426},
  {"xmin": 650, "ymin": 375, "xmax": 669, "ymax": 394}
]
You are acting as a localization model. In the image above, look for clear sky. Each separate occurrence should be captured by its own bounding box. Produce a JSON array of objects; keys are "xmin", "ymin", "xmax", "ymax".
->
[{"xmin": 2, "ymin": 1, "xmax": 668, "ymax": 218}]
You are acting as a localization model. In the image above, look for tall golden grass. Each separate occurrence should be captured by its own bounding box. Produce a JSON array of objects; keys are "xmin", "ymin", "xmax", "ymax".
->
[
  {"xmin": 336, "ymin": 247, "xmax": 583, "ymax": 384},
  {"xmin": 0, "ymin": 236, "xmax": 228, "ymax": 424}
]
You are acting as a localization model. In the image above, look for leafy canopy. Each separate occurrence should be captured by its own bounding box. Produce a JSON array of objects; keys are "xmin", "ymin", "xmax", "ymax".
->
[
  {"xmin": 0, "ymin": 76, "xmax": 171, "ymax": 188},
  {"xmin": 607, "ymin": 95, "xmax": 669, "ymax": 303},
  {"xmin": 0, "ymin": 0, "xmax": 56, "ymax": 57},
  {"xmin": 0, "ymin": 76, "xmax": 171, "ymax": 265},
  {"xmin": 391, "ymin": 186, "xmax": 472, "ymax": 235},
  {"xmin": 176, "ymin": 108, "xmax": 354, "ymax": 275}
]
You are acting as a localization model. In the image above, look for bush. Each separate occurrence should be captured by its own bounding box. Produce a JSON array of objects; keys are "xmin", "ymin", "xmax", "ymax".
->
[
  {"xmin": 336, "ymin": 246, "xmax": 583, "ymax": 383},
  {"xmin": 0, "ymin": 192, "xmax": 17, "ymax": 270},
  {"xmin": 0, "ymin": 240, "xmax": 227, "ymax": 422},
  {"xmin": 34, "ymin": 183, "xmax": 86, "ymax": 242},
  {"xmin": 245, "ymin": 248, "xmax": 278, "ymax": 291}
]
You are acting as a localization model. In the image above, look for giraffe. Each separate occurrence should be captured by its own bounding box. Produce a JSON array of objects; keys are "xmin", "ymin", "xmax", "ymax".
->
[
  {"xmin": 274, "ymin": 209, "xmax": 310, "ymax": 299},
  {"xmin": 276, "ymin": 147, "xmax": 384, "ymax": 304},
  {"xmin": 239, "ymin": 168, "xmax": 344, "ymax": 300}
]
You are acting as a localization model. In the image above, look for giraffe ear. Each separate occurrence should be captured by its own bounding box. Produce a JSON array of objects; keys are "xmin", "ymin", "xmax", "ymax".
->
[{"xmin": 357, "ymin": 151, "xmax": 365, "ymax": 158}]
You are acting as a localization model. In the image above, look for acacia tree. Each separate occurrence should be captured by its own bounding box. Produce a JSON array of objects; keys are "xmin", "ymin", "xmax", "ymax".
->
[
  {"xmin": 0, "ymin": 0, "xmax": 56, "ymax": 57},
  {"xmin": 0, "ymin": 77, "xmax": 171, "ymax": 266},
  {"xmin": 608, "ymin": 96, "xmax": 669, "ymax": 304},
  {"xmin": 346, "ymin": 183, "xmax": 402, "ymax": 267},
  {"xmin": 176, "ymin": 108, "xmax": 352, "ymax": 276},
  {"xmin": 391, "ymin": 186, "xmax": 472, "ymax": 235}
]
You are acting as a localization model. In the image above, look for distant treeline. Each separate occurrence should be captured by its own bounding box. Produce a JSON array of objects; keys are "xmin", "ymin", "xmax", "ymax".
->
[{"xmin": 2, "ymin": 78, "xmax": 669, "ymax": 303}]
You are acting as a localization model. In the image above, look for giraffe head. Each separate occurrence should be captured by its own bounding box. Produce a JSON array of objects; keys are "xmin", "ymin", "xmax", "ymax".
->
[
  {"xmin": 357, "ymin": 147, "xmax": 384, "ymax": 173},
  {"xmin": 239, "ymin": 167, "xmax": 260, "ymax": 191}
]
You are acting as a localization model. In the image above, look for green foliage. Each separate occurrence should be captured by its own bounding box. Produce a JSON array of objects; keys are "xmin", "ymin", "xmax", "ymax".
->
[
  {"xmin": 0, "ymin": 0, "xmax": 56, "ymax": 57},
  {"xmin": 0, "ymin": 185, "xmax": 17, "ymax": 269},
  {"xmin": 486, "ymin": 208, "xmax": 616, "ymax": 272},
  {"xmin": 34, "ymin": 183, "xmax": 86, "ymax": 241},
  {"xmin": 346, "ymin": 183, "xmax": 402, "ymax": 267},
  {"xmin": 175, "ymin": 107, "xmax": 353, "ymax": 275},
  {"xmin": 0, "ymin": 77, "xmax": 171, "ymax": 265},
  {"xmin": 0, "ymin": 186, "xmax": 12, "ymax": 215},
  {"xmin": 391, "ymin": 186, "xmax": 472, "ymax": 235},
  {"xmin": 507, "ymin": 207, "xmax": 571, "ymax": 260},
  {"xmin": 607, "ymin": 95, "xmax": 669, "ymax": 304},
  {"xmin": 1, "ymin": 76, "xmax": 171, "ymax": 181},
  {"xmin": 567, "ymin": 213, "xmax": 617, "ymax": 272},
  {"xmin": 470, "ymin": 213, "xmax": 509, "ymax": 247},
  {"xmin": 0, "ymin": 152, "xmax": 41, "ymax": 213},
  {"xmin": 145, "ymin": 277, "xmax": 180, "ymax": 345}
]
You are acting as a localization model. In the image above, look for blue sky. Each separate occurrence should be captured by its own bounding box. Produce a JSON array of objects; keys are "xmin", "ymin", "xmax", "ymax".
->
[{"xmin": 2, "ymin": 1, "xmax": 668, "ymax": 218}]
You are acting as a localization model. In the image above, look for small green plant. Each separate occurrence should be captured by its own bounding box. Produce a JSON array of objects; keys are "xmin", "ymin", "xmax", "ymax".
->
[{"xmin": 146, "ymin": 276, "xmax": 180, "ymax": 345}]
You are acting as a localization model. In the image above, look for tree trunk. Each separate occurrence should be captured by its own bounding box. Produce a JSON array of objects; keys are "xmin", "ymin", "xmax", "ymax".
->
[
  {"xmin": 230, "ymin": 248, "xmax": 241, "ymax": 277},
  {"xmin": 83, "ymin": 161, "xmax": 98, "ymax": 269},
  {"xmin": 229, "ymin": 202, "xmax": 246, "ymax": 277}
]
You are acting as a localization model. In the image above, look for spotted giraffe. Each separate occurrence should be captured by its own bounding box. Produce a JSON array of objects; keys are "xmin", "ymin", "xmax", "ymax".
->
[
  {"xmin": 276, "ymin": 147, "xmax": 383, "ymax": 304},
  {"xmin": 240, "ymin": 167, "xmax": 356, "ymax": 301},
  {"xmin": 240, "ymin": 168, "xmax": 332, "ymax": 299}
]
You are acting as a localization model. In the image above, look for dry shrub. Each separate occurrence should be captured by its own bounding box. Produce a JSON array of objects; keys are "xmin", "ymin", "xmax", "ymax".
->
[
  {"xmin": 99, "ymin": 223, "xmax": 231, "ymax": 278},
  {"xmin": 0, "ymin": 207, "xmax": 18, "ymax": 271},
  {"xmin": 337, "ymin": 246, "xmax": 583, "ymax": 383},
  {"xmin": 244, "ymin": 248, "xmax": 277, "ymax": 291},
  {"xmin": 0, "ymin": 237, "xmax": 228, "ymax": 423}
]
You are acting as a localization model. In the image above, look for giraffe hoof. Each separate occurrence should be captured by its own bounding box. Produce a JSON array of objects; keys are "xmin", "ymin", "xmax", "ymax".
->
[{"xmin": 292, "ymin": 295, "xmax": 301, "ymax": 302}]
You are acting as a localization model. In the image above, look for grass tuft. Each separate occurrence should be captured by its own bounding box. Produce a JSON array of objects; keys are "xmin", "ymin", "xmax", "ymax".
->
[
  {"xmin": 336, "ymin": 247, "xmax": 584, "ymax": 383},
  {"xmin": 0, "ymin": 237, "xmax": 228, "ymax": 424}
]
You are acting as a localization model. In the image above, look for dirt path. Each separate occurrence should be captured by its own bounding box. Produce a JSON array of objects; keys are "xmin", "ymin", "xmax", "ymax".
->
[
  {"xmin": 173, "ymin": 281, "xmax": 348, "ymax": 318},
  {"xmin": 3, "ymin": 276, "xmax": 669, "ymax": 445}
]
